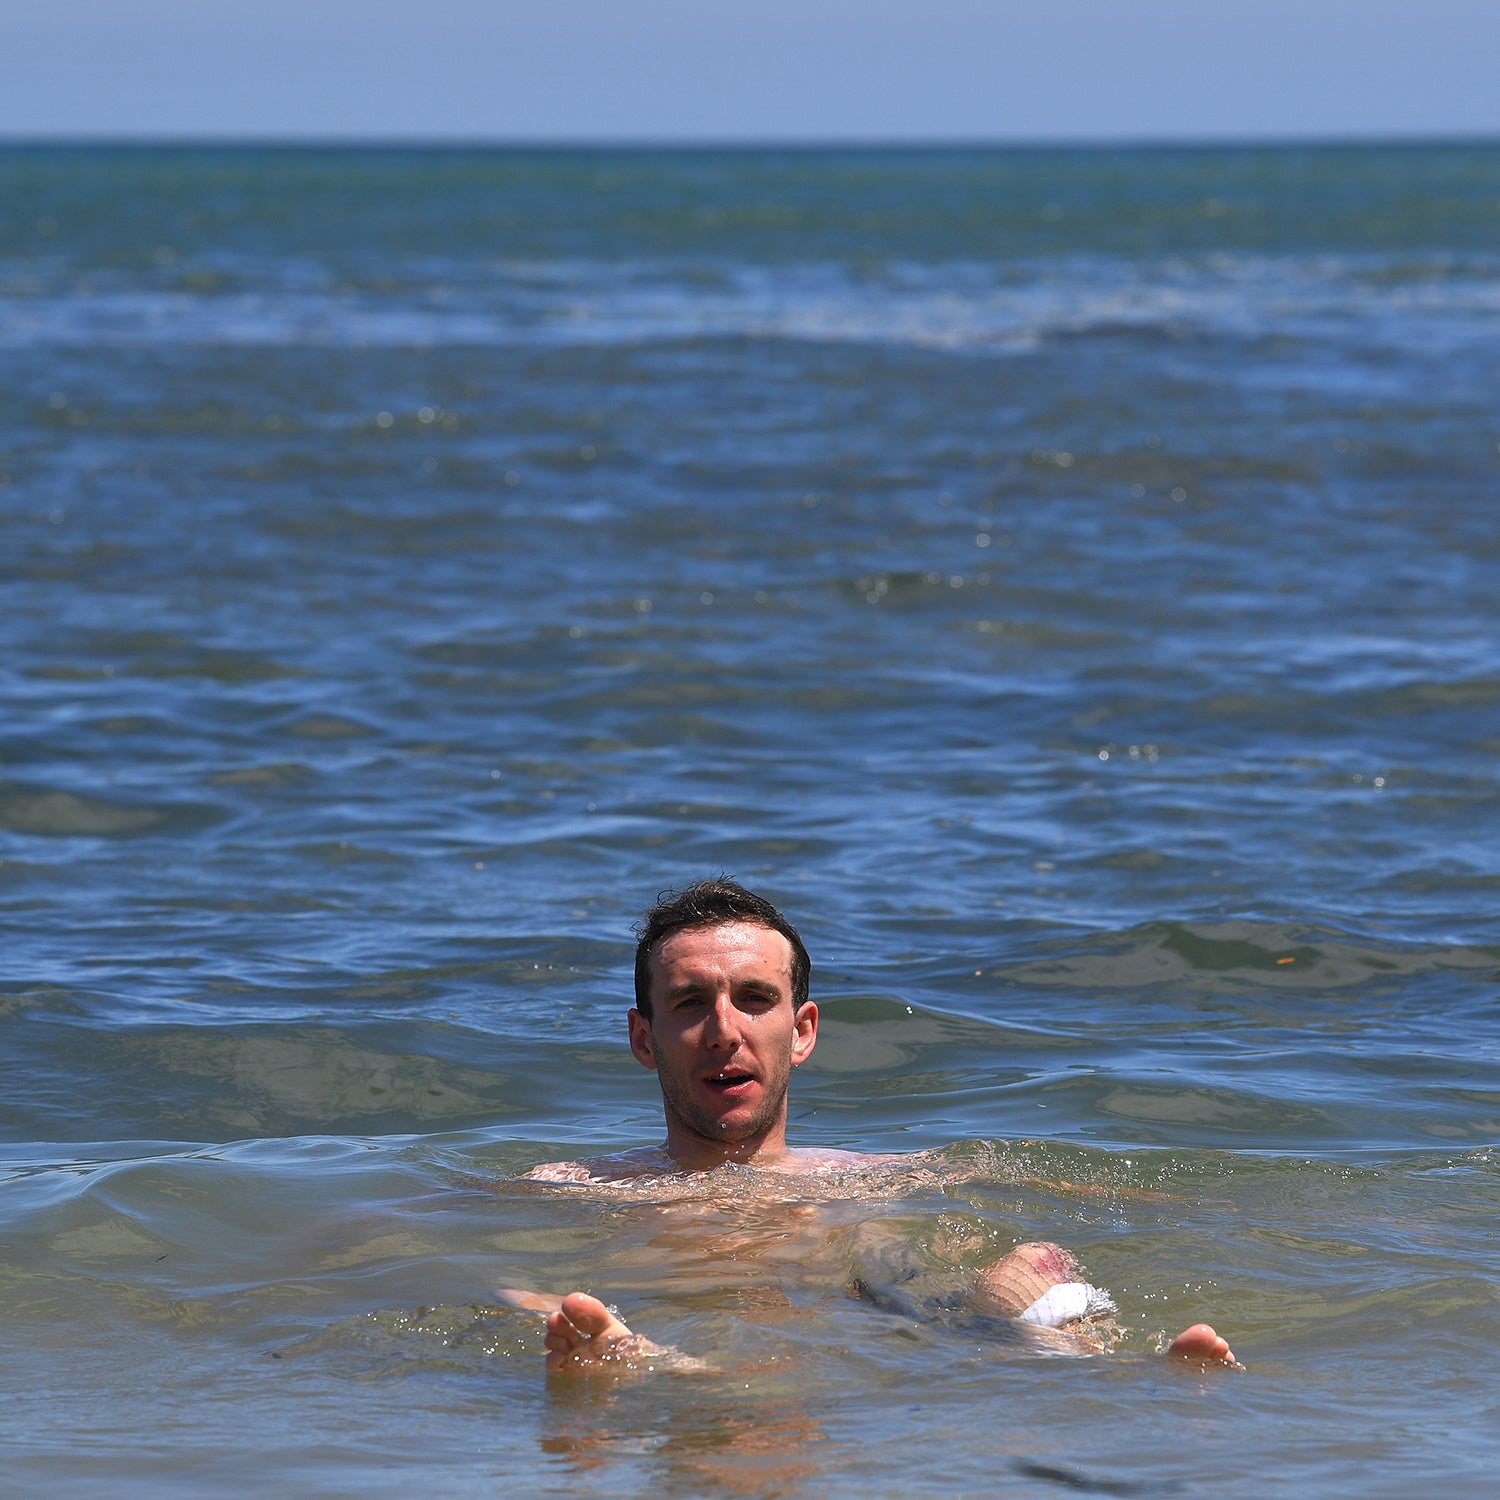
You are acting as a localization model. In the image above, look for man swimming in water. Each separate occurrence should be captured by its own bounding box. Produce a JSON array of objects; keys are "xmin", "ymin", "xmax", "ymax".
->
[{"xmin": 513, "ymin": 878, "xmax": 1237, "ymax": 1374}]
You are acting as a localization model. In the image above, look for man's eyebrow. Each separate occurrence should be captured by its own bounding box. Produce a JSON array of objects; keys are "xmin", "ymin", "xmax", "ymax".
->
[
  {"xmin": 661, "ymin": 979, "xmax": 712, "ymax": 1001},
  {"xmin": 660, "ymin": 977, "xmax": 785, "ymax": 1001},
  {"xmin": 734, "ymin": 978, "xmax": 783, "ymax": 998}
]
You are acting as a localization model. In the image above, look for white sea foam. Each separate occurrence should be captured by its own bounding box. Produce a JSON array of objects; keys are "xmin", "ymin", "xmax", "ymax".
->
[{"xmin": 3, "ymin": 253, "xmax": 1499, "ymax": 362}]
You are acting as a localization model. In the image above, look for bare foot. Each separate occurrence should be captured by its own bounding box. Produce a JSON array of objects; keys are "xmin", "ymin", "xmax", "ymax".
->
[
  {"xmin": 1165, "ymin": 1322, "xmax": 1240, "ymax": 1368},
  {"xmin": 544, "ymin": 1291, "xmax": 695, "ymax": 1376}
]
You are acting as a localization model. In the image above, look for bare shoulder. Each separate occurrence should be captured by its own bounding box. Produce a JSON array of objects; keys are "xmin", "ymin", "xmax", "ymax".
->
[
  {"xmin": 518, "ymin": 1160, "xmax": 597, "ymax": 1185},
  {"xmin": 769, "ymin": 1147, "xmax": 907, "ymax": 1176},
  {"xmin": 520, "ymin": 1146, "xmax": 675, "ymax": 1186}
]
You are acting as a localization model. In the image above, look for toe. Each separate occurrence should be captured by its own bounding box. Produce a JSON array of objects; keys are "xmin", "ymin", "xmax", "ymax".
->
[{"xmin": 559, "ymin": 1292, "xmax": 619, "ymax": 1339}]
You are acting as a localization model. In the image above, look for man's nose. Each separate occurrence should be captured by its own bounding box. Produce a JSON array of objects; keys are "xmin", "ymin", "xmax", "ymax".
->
[{"xmin": 702, "ymin": 993, "xmax": 742, "ymax": 1046}]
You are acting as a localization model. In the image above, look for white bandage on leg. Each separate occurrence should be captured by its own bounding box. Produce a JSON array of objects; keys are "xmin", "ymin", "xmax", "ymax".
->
[{"xmin": 1018, "ymin": 1281, "xmax": 1117, "ymax": 1328}]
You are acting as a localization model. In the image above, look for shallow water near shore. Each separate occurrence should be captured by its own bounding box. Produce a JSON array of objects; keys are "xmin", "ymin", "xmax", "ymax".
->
[{"xmin": 3, "ymin": 142, "xmax": 1500, "ymax": 1497}]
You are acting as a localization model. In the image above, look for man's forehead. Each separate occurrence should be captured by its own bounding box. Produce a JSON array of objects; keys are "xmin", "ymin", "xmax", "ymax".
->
[{"xmin": 649, "ymin": 921, "xmax": 794, "ymax": 981}]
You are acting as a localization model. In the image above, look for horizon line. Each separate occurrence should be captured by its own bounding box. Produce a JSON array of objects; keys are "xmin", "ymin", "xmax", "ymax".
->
[{"xmin": 3, "ymin": 130, "xmax": 1498, "ymax": 153}]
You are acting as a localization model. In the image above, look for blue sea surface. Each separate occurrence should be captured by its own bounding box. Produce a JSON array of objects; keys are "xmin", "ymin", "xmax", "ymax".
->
[{"xmin": 2, "ymin": 144, "xmax": 1499, "ymax": 1496}]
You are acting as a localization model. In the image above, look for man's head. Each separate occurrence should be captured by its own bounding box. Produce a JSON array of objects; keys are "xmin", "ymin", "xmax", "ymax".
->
[
  {"xmin": 629, "ymin": 879, "xmax": 816, "ymax": 1164},
  {"xmin": 633, "ymin": 879, "xmax": 810, "ymax": 1022}
]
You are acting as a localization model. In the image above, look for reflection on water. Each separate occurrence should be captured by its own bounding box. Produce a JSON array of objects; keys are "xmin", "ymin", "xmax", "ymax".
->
[{"xmin": 541, "ymin": 1373, "xmax": 830, "ymax": 1495}]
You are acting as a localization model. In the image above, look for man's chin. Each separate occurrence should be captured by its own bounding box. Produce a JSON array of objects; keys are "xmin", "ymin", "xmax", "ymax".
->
[
  {"xmin": 695, "ymin": 1086, "xmax": 762, "ymax": 1131},
  {"xmin": 682, "ymin": 1105, "xmax": 777, "ymax": 1147},
  {"xmin": 701, "ymin": 1112, "xmax": 759, "ymax": 1142},
  {"xmin": 659, "ymin": 1077, "xmax": 784, "ymax": 1152}
]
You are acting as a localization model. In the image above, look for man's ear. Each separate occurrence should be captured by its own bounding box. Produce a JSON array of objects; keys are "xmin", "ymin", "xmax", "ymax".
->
[
  {"xmin": 790, "ymin": 1000, "xmax": 818, "ymax": 1067},
  {"xmin": 627, "ymin": 1008, "xmax": 657, "ymax": 1070}
]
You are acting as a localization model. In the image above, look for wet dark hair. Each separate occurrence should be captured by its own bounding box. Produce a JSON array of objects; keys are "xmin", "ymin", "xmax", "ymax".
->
[{"xmin": 633, "ymin": 878, "xmax": 811, "ymax": 1021}]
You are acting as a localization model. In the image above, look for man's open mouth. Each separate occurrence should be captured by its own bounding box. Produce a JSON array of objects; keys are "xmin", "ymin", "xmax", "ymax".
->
[{"xmin": 705, "ymin": 1070, "xmax": 755, "ymax": 1092}]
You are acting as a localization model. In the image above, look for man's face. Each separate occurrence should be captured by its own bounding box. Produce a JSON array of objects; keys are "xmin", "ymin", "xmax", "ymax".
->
[{"xmin": 629, "ymin": 921, "xmax": 817, "ymax": 1158}]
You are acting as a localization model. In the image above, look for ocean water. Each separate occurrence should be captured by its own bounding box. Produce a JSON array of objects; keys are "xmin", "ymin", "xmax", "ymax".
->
[{"xmin": 2, "ymin": 143, "xmax": 1499, "ymax": 1497}]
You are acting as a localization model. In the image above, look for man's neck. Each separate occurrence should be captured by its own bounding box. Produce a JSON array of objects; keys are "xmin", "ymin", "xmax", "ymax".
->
[{"xmin": 661, "ymin": 1125, "xmax": 790, "ymax": 1173}]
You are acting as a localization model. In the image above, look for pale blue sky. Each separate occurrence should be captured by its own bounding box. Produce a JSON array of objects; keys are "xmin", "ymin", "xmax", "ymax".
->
[{"xmin": 6, "ymin": 0, "xmax": 1498, "ymax": 143}]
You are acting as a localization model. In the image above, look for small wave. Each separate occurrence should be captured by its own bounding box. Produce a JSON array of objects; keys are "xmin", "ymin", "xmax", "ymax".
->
[
  {"xmin": 275, "ymin": 1303, "xmax": 539, "ymax": 1377},
  {"xmin": 0, "ymin": 780, "xmax": 223, "ymax": 839},
  {"xmin": 1009, "ymin": 918, "xmax": 1496, "ymax": 992}
]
